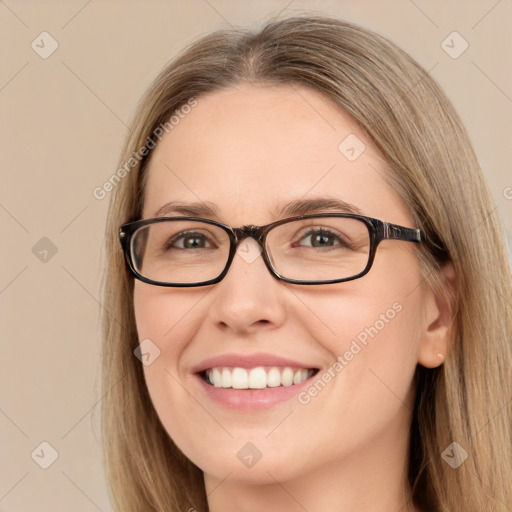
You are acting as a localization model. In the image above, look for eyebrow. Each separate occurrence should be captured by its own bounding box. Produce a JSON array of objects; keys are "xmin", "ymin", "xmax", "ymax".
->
[
  {"xmin": 153, "ymin": 201, "xmax": 219, "ymax": 218},
  {"xmin": 274, "ymin": 197, "xmax": 363, "ymax": 217},
  {"xmin": 152, "ymin": 197, "xmax": 363, "ymax": 220}
]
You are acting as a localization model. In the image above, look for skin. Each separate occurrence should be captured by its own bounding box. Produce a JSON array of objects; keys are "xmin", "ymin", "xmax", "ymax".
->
[{"xmin": 134, "ymin": 83, "xmax": 454, "ymax": 512}]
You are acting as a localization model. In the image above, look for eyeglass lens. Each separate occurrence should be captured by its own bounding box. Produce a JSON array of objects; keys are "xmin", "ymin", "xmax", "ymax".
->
[{"xmin": 130, "ymin": 217, "xmax": 371, "ymax": 285}]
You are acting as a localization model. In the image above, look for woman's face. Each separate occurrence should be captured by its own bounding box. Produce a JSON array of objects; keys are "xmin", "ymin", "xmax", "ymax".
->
[{"xmin": 134, "ymin": 84, "xmax": 438, "ymax": 487}]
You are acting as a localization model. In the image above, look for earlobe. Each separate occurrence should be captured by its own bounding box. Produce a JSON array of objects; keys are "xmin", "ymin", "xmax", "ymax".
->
[{"xmin": 417, "ymin": 261, "xmax": 457, "ymax": 369}]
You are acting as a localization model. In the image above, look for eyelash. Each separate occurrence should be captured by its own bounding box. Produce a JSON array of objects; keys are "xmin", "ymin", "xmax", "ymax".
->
[
  {"xmin": 292, "ymin": 228, "xmax": 351, "ymax": 249},
  {"xmin": 166, "ymin": 231, "xmax": 217, "ymax": 250}
]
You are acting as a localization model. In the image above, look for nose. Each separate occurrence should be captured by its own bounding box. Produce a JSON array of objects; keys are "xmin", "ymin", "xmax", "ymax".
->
[{"xmin": 206, "ymin": 238, "xmax": 287, "ymax": 335}]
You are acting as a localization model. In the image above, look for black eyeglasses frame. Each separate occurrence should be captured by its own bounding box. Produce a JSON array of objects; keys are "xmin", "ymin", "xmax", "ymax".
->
[{"xmin": 119, "ymin": 213, "xmax": 422, "ymax": 287}]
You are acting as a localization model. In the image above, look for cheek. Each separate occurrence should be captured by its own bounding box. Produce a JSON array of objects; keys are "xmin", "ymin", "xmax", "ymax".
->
[
  {"xmin": 133, "ymin": 285, "xmax": 214, "ymax": 459},
  {"xmin": 133, "ymin": 285, "xmax": 207, "ymax": 353},
  {"xmin": 292, "ymin": 265, "xmax": 425, "ymax": 433},
  {"xmin": 294, "ymin": 260, "xmax": 424, "ymax": 365},
  {"xmin": 133, "ymin": 284, "xmax": 203, "ymax": 385}
]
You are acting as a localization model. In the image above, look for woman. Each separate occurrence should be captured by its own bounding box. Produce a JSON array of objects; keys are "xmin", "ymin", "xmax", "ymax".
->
[{"xmin": 100, "ymin": 15, "xmax": 512, "ymax": 512}]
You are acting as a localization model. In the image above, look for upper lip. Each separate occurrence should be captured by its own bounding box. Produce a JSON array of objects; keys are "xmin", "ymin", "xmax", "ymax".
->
[{"xmin": 192, "ymin": 352, "xmax": 320, "ymax": 374}]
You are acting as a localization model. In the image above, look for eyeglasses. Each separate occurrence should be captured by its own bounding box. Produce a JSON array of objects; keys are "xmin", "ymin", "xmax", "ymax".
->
[{"xmin": 119, "ymin": 214, "xmax": 422, "ymax": 287}]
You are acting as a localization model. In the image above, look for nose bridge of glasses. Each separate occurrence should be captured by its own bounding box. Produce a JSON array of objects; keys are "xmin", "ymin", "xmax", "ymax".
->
[{"xmin": 232, "ymin": 225, "xmax": 266, "ymax": 246}]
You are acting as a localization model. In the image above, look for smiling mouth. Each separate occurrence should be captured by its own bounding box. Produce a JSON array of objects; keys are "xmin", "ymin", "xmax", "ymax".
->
[{"xmin": 200, "ymin": 366, "xmax": 319, "ymax": 390}]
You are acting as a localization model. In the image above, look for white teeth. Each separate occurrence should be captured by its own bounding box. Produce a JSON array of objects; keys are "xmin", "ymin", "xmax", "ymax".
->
[
  {"xmin": 248, "ymin": 367, "xmax": 267, "ymax": 389},
  {"xmin": 231, "ymin": 368, "xmax": 248, "ymax": 389},
  {"xmin": 221, "ymin": 368, "xmax": 232, "ymax": 388},
  {"xmin": 206, "ymin": 366, "xmax": 314, "ymax": 389},
  {"xmin": 293, "ymin": 369, "xmax": 308, "ymax": 384},
  {"xmin": 212, "ymin": 368, "xmax": 221, "ymax": 387},
  {"xmin": 266, "ymin": 367, "xmax": 281, "ymax": 387},
  {"xmin": 281, "ymin": 367, "xmax": 294, "ymax": 386}
]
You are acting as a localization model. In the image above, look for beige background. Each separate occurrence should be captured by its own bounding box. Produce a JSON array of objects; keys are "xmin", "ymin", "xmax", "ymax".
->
[{"xmin": 1, "ymin": 1, "xmax": 511, "ymax": 510}]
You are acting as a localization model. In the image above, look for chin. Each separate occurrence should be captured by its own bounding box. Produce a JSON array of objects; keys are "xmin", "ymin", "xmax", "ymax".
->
[{"xmin": 177, "ymin": 437, "xmax": 306, "ymax": 485}]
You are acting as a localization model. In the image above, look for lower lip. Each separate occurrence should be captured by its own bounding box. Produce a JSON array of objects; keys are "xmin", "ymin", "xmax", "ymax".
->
[{"xmin": 194, "ymin": 372, "xmax": 316, "ymax": 411}]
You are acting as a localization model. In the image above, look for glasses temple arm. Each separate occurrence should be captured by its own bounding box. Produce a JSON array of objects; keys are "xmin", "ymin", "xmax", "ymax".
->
[{"xmin": 383, "ymin": 222, "xmax": 422, "ymax": 242}]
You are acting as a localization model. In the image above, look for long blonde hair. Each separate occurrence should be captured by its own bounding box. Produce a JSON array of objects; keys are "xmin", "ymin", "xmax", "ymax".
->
[{"xmin": 100, "ymin": 15, "xmax": 512, "ymax": 511}]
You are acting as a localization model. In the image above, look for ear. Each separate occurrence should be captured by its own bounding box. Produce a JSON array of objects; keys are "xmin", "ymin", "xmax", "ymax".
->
[{"xmin": 418, "ymin": 261, "xmax": 457, "ymax": 369}]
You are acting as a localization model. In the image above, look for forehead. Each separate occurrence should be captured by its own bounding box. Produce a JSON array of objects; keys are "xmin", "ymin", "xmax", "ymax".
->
[{"xmin": 142, "ymin": 83, "xmax": 411, "ymax": 226}]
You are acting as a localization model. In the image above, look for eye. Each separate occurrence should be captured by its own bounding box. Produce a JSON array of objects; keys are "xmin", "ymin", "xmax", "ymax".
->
[
  {"xmin": 166, "ymin": 231, "xmax": 215, "ymax": 250},
  {"xmin": 294, "ymin": 228, "xmax": 350, "ymax": 249}
]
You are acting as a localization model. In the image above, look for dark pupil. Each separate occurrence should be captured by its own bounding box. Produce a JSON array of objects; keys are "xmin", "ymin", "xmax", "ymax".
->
[
  {"xmin": 312, "ymin": 232, "xmax": 333, "ymax": 247},
  {"xmin": 184, "ymin": 235, "xmax": 204, "ymax": 248}
]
